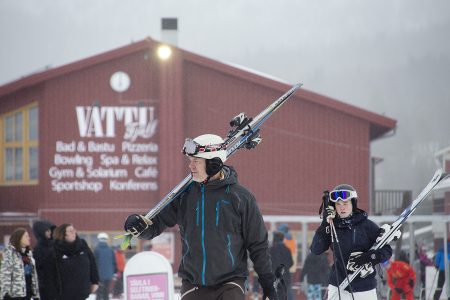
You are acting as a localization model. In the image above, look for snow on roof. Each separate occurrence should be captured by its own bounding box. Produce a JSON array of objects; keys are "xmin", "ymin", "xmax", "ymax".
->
[
  {"xmin": 0, "ymin": 212, "xmax": 37, "ymax": 217},
  {"xmin": 223, "ymin": 61, "xmax": 291, "ymax": 85}
]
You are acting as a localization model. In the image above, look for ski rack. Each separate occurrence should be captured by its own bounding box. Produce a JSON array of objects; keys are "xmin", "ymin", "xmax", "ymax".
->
[
  {"xmin": 117, "ymin": 83, "xmax": 302, "ymax": 249},
  {"xmin": 334, "ymin": 168, "xmax": 450, "ymax": 296}
]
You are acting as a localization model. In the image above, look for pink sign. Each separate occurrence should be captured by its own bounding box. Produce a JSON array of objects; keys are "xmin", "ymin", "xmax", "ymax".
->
[{"xmin": 126, "ymin": 273, "xmax": 168, "ymax": 300}]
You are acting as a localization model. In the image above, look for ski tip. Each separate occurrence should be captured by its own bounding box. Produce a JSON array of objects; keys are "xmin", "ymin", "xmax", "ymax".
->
[
  {"xmin": 120, "ymin": 235, "xmax": 132, "ymax": 250},
  {"xmin": 114, "ymin": 232, "xmax": 133, "ymax": 250},
  {"xmin": 294, "ymin": 82, "xmax": 303, "ymax": 89},
  {"xmin": 440, "ymin": 171, "xmax": 450, "ymax": 183},
  {"xmin": 433, "ymin": 168, "xmax": 450, "ymax": 181}
]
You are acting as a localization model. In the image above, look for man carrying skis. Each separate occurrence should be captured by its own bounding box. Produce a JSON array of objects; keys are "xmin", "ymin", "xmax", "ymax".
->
[
  {"xmin": 124, "ymin": 134, "xmax": 278, "ymax": 300},
  {"xmin": 311, "ymin": 184, "xmax": 392, "ymax": 300}
]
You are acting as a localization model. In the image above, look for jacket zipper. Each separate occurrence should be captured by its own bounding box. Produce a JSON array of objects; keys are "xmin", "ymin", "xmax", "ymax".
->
[
  {"xmin": 201, "ymin": 184, "xmax": 207, "ymax": 285},
  {"xmin": 352, "ymin": 228, "xmax": 356, "ymax": 244},
  {"xmin": 216, "ymin": 200, "xmax": 230, "ymax": 226},
  {"xmin": 216, "ymin": 201, "xmax": 220, "ymax": 226}
]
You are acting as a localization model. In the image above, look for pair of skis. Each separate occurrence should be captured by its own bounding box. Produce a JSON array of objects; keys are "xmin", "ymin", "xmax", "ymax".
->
[
  {"xmin": 116, "ymin": 83, "xmax": 302, "ymax": 250},
  {"xmin": 333, "ymin": 168, "xmax": 450, "ymax": 297}
]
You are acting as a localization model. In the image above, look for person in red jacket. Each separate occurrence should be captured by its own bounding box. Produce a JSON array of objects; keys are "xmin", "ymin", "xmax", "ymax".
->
[{"xmin": 387, "ymin": 252, "xmax": 416, "ymax": 300}]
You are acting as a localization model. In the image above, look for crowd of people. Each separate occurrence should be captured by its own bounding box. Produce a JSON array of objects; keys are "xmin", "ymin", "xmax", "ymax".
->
[
  {"xmin": 0, "ymin": 222, "xmax": 122, "ymax": 300},
  {"xmin": 121, "ymin": 132, "xmax": 445, "ymax": 300},
  {"xmin": 0, "ymin": 132, "xmax": 444, "ymax": 300}
]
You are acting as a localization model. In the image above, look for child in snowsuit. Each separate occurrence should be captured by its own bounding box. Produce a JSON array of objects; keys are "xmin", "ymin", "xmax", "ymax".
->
[{"xmin": 387, "ymin": 252, "xmax": 416, "ymax": 300}]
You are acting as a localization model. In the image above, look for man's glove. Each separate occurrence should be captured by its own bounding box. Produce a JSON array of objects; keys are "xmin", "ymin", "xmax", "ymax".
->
[
  {"xmin": 347, "ymin": 250, "xmax": 380, "ymax": 269},
  {"xmin": 395, "ymin": 288, "xmax": 404, "ymax": 295},
  {"xmin": 124, "ymin": 214, "xmax": 152, "ymax": 237},
  {"xmin": 258, "ymin": 273, "xmax": 278, "ymax": 300},
  {"xmin": 408, "ymin": 278, "xmax": 414, "ymax": 288}
]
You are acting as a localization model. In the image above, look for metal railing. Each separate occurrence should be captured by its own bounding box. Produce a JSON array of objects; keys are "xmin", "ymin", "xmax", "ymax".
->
[{"xmin": 374, "ymin": 190, "xmax": 412, "ymax": 215}]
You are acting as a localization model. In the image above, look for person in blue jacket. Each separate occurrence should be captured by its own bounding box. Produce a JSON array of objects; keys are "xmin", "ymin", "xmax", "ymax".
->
[
  {"xmin": 433, "ymin": 240, "xmax": 450, "ymax": 300},
  {"xmin": 94, "ymin": 232, "xmax": 117, "ymax": 300},
  {"xmin": 311, "ymin": 184, "xmax": 392, "ymax": 300},
  {"xmin": 124, "ymin": 134, "xmax": 277, "ymax": 300}
]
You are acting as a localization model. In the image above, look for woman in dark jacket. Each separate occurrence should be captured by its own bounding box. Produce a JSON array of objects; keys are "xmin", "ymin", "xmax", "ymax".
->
[
  {"xmin": 300, "ymin": 251, "xmax": 330, "ymax": 300},
  {"xmin": 32, "ymin": 220, "xmax": 57, "ymax": 300},
  {"xmin": 311, "ymin": 184, "xmax": 392, "ymax": 300},
  {"xmin": 51, "ymin": 224, "xmax": 99, "ymax": 300}
]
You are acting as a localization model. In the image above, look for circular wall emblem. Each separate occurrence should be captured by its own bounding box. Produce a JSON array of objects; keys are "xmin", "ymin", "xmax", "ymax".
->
[{"xmin": 110, "ymin": 71, "xmax": 131, "ymax": 93}]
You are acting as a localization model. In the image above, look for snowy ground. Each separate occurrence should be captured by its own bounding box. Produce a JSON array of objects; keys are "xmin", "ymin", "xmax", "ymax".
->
[
  {"xmin": 87, "ymin": 295, "xmax": 122, "ymax": 300},
  {"xmin": 86, "ymin": 293, "xmax": 181, "ymax": 300}
]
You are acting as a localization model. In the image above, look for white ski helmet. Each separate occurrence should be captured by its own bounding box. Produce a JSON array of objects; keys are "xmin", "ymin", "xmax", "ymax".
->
[{"xmin": 183, "ymin": 134, "xmax": 227, "ymax": 163}]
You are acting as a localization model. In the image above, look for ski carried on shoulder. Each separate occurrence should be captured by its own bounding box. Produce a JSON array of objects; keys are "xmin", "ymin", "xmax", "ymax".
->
[
  {"xmin": 336, "ymin": 168, "xmax": 450, "ymax": 294},
  {"xmin": 116, "ymin": 83, "xmax": 302, "ymax": 249}
]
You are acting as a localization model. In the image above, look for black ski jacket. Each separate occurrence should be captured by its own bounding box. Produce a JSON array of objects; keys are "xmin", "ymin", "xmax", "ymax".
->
[
  {"xmin": 50, "ymin": 237, "xmax": 99, "ymax": 300},
  {"xmin": 32, "ymin": 220, "xmax": 57, "ymax": 300},
  {"xmin": 310, "ymin": 210, "xmax": 392, "ymax": 292},
  {"xmin": 300, "ymin": 252, "xmax": 330, "ymax": 285},
  {"xmin": 270, "ymin": 235, "xmax": 294, "ymax": 286},
  {"xmin": 139, "ymin": 165, "xmax": 272, "ymax": 286}
]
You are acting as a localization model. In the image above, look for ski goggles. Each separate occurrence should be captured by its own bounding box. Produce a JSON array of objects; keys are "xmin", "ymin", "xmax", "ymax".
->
[
  {"xmin": 329, "ymin": 190, "xmax": 358, "ymax": 202},
  {"xmin": 182, "ymin": 138, "xmax": 226, "ymax": 155}
]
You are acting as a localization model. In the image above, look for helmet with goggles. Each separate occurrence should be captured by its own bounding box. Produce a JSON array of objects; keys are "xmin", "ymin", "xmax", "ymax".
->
[
  {"xmin": 182, "ymin": 134, "xmax": 227, "ymax": 163},
  {"xmin": 182, "ymin": 134, "xmax": 228, "ymax": 177},
  {"xmin": 329, "ymin": 184, "xmax": 358, "ymax": 210}
]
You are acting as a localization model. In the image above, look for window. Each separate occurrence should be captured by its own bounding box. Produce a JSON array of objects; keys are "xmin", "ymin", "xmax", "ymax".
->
[{"xmin": 1, "ymin": 103, "xmax": 38, "ymax": 184}]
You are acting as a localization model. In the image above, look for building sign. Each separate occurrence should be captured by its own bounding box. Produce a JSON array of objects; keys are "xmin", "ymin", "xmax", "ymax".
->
[
  {"xmin": 126, "ymin": 273, "xmax": 168, "ymax": 300},
  {"xmin": 124, "ymin": 252, "xmax": 174, "ymax": 300},
  {"xmin": 48, "ymin": 105, "xmax": 159, "ymax": 193}
]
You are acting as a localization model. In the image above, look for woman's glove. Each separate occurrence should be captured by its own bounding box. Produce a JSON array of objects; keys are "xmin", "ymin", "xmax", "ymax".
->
[
  {"xmin": 347, "ymin": 250, "xmax": 381, "ymax": 269},
  {"xmin": 321, "ymin": 206, "xmax": 336, "ymax": 225}
]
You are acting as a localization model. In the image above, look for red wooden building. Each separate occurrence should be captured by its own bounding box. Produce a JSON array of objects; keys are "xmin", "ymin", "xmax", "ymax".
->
[{"xmin": 0, "ymin": 37, "xmax": 395, "ymax": 264}]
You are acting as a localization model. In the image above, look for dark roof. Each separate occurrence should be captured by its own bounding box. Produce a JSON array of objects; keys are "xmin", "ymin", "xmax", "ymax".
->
[{"xmin": 0, "ymin": 37, "xmax": 395, "ymax": 140}]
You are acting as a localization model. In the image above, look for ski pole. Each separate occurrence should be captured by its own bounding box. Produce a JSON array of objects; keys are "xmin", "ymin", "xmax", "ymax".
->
[
  {"xmin": 426, "ymin": 268, "xmax": 439, "ymax": 300},
  {"xmin": 329, "ymin": 220, "xmax": 355, "ymax": 300}
]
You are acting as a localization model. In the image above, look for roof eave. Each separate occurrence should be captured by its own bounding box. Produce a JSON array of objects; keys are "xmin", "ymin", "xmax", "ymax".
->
[
  {"xmin": 0, "ymin": 37, "xmax": 158, "ymax": 98},
  {"xmin": 0, "ymin": 36, "xmax": 397, "ymax": 137}
]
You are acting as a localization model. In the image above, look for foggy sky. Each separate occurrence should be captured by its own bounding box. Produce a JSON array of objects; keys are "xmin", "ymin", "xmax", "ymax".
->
[{"xmin": 1, "ymin": 0, "xmax": 450, "ymax": 200}]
